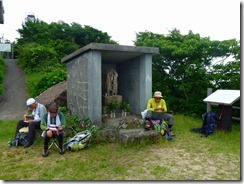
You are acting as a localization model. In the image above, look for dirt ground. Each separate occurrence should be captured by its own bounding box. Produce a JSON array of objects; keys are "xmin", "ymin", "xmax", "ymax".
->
[{"xmin": 0, "ymin": 59, "xmax": 27, "ymax": 121}]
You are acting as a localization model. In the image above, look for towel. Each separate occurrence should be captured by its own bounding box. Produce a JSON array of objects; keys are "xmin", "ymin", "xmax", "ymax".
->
[{"xmin": 47, "ymin": 112, "xmax": 61, "ymax": 131}]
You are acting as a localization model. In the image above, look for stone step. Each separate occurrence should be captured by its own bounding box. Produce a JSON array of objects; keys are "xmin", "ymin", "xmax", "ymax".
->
[{"xmin": 96, "ymin": 128, "xmax": 161, "ymax": 146}]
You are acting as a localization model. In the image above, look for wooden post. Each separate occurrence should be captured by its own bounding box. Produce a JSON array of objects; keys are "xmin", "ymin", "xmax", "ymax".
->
[
  {"xmin": 218, "ymin": 105, "xmax": 233, "ymax": 131},
  {"xmin": 207, "ymin": 88, "xmax": 212, "ymax": 112},
  {"xmin": 11, "ymin": 43, "xmax": 14, "ymax": 59}
]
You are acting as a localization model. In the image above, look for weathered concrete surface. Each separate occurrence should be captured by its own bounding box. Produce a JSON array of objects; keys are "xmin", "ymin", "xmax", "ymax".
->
[
  {"xmin": 62, "ymin": 43, "xmax": 159, "ymax": 125},
  {"xmin": 96, "ymin": 115, "xmax": 161, "ymax": 146}
]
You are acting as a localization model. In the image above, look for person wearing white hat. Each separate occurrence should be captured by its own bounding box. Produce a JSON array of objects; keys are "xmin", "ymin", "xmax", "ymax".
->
[
  {"xmin": 146, "ymin": 91, "xmax": 174, "ymax": 136},
  {"xmin": 14, "ymin": 98, "xmax": 47, "ymax": 148}
]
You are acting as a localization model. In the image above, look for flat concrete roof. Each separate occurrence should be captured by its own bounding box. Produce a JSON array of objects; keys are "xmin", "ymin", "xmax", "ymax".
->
[{"xmin": 61, "ymin": 43, "xmax": 159, "ymax": 64}]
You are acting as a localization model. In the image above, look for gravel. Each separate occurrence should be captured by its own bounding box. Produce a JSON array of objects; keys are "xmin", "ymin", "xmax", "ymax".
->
[{"xmin": 0, "ymin": 59, "xmax": 27, "ymax": 120}]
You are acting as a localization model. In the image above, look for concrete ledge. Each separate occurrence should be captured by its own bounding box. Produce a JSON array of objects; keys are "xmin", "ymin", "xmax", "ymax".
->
[
  {"xmin": 96, "ymin": 128, "xmax": 161, "ymax": 146},
  {"xmin": 119, "ymin": 128, "xmax": 161, "ymax": 146},
  {"xmin": 61, "ymin": 43, "xmax": 159, "ymax": 63}
]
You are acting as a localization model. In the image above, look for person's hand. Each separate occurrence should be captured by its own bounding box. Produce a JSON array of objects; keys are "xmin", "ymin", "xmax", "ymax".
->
[
  {"xmin": 57, "ymin": 126, "xmax": 63, "ymax": 131},
  {"xmin": 46, "ymin": 130, "xmax": 52, "ymax": 137},
  {"xmin": 24, "ymin": 120, "xmax": 33, "ymax": 123},
  {"xmin": 23, "ymin": 114, "xmax": 29, "ymax": 121},
  {"xmin": 154, "ymin": 107, "xmax": 164, "ymax": 112}
]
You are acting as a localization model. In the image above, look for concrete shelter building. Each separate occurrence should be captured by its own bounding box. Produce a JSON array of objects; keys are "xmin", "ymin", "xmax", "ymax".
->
[{"xmin": 61, "ymin": 43, "xmax": 159, "ymax": 125}]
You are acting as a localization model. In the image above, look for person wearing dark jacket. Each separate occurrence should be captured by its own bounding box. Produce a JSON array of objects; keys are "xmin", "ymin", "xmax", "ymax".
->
[{"xmin": 15, "ymin": 98, "xmax": 47, "ymax": 148}]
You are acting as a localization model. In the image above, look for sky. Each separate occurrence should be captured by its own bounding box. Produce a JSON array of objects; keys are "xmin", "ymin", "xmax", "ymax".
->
[{"xmin": 0, "ymin": 0, "xmax": 241, "ymax": 46}]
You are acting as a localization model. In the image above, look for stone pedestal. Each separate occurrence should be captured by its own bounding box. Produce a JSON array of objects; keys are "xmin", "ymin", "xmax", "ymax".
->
[
  {"xmin": 102, "ymin": 95, "xmax": 122, "ymax": 115},
  {"xmin": 102, "ymin": 95, "xmax": 122, "ymax": 106}
]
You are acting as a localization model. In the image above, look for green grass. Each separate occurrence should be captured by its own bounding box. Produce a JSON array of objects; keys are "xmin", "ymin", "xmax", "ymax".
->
[{"xmin": 0, "ymin": 114, "xmax": 240, "ymax": 180}]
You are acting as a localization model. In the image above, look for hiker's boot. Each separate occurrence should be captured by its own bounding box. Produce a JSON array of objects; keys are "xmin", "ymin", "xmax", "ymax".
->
[
  {"xmin": 167, "ymin": 128, "xmax": 175, "ymax": 136},
  {"xmin": 42, "ymin": 145, "xmax": 49, "ymax": 157},
  {"xmin": 59, "ymin": 143, "xmax": 65, "ymax": 155}
]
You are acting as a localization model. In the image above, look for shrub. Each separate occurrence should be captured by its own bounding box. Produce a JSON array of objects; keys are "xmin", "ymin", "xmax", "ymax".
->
[
  {"xmin": 18, "ymin": 43, "xmax": 61, "ymax": 73},
  {"xmin": 0, "ymin": 58, "xmax": 6, "ymax": 95},
  {"xmin": 28, "ymin": 69, "xmax": 66, "ymax": 97}
]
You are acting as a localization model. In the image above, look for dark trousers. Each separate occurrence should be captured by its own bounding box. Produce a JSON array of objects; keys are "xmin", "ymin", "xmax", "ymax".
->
[
  {"xmin": 146, "ymin": 110, "xmax": 173, "ymax": 126},
  {"xmin": 43, "ymin": 130, "xmax": 64, "ymax": 146},
  {"xmin": 15, "ymin": 120, "xmax": 41, "ymax": 144}
]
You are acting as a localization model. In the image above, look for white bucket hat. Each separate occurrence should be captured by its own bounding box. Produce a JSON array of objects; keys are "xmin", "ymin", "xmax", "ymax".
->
[{"xmin": 153, "ymin": 91, "xmax": 163, "ymax": 98}]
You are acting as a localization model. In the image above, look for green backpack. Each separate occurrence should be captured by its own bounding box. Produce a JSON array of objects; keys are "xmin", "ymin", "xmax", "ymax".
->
[{"xmin": 155, "ymin": 121, "xmax": 174, "ymax": 142}]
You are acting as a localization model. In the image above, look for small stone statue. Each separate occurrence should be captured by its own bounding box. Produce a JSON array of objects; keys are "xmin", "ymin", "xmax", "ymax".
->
[{"xmin": 103, "ymin": 68, "xmax": 118, "ymax": 96}]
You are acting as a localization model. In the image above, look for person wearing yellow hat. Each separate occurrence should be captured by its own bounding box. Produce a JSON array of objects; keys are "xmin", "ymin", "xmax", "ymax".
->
[
  {"xmin": 14, "ymin": 98, "xmax": 47, "ymax": 148},
  {"xmin": 146, "ymin": 91, "xmax": 174, "ymax": 136}
]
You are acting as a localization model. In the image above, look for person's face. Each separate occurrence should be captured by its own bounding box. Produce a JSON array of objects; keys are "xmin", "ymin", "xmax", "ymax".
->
[
  {"xmin": 154, "ymin": 97, "xmax": 161, "ymax": 103},
  {"xmin": 28, "ymin": 103, "xmax": 36, "ymax": 110},
  {"xmin": 49, "ymin": 108, "xmax": 58, "ymax": 118}
]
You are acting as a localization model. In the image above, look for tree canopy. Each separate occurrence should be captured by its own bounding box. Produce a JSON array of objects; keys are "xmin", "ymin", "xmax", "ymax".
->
[
  {"xmin": 14, "ymin": 18, "xmax": 117, "ymax": 97},
  {"xmin": 13, "ymin": 18, "xmax": 240, "ymax": 116},
  {"xmin": 134, "ymin": 29, "xmax": 240, "ymax": 116}
]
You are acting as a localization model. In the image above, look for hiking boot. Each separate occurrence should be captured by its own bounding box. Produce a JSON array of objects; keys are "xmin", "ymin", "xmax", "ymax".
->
[
  {"xmin": 144, "ymin": 120, "xmax": 152, "ymax": 130},
  {"xmin": 42, "ymin": 145, "xmax": 49, "ymax": 157},
  {"xmin": 168, "ymin": 128, "xmax": 175, "ymax": 136},
  {"xmin": 59, "ymin": 143, "xmax": 65, "ymax": 155}
]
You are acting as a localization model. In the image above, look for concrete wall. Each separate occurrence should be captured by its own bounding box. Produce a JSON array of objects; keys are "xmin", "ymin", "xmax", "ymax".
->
[
  {"xmin": 62, "ymin": 43, "xmax": 159, "ymax": 125},
  {"xmin": 117, "ymin": 54, "xmax": 152, "ymax": 115},
  {"xmin": 67, "ymin": 51, "xmax": 102, "ymax": 124}
]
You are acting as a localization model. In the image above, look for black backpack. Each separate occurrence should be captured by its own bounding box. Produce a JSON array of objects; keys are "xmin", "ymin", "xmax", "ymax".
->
[{"xmin": 191, "ymin": 112, "xmax": 219, "ymax": 137}]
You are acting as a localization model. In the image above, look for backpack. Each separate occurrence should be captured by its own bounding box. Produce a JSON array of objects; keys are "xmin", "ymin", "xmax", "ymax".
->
[
  {"xmin": 191, "ymin": 112, "xmax": 219, "ymax": 137},
  {"xmin": 8, "ymin": 132, "xmax": 28, "ymax": 148},
  {"xmin": 63, "ymin": 130, "xmax": 91, "ymax": 151},
  {"xmin": 160, "ymin": 121, "xmax": 174, "ymax": 141},
  {"xmin": 144, "ymin": 118, "xmax": 173, "ymax": 141}
]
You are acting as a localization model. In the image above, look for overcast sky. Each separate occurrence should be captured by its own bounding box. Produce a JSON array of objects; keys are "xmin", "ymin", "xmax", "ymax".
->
[{"xmin": 0, "ymin": 0, "xmax": 241, "ymax": 45}]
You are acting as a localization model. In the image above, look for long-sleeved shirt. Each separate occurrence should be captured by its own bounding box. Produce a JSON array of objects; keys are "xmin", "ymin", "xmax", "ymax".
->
[
  {"xmin": 40, "ymin": 111, "xmax": 67, "ymax": 130},
  {"xmin": 146, "ymin": 98, "xmax": 167, "ymax": 112},
  {"xmin": 31, "ymin": 103, "xmax": 47, "ymax": 123}
]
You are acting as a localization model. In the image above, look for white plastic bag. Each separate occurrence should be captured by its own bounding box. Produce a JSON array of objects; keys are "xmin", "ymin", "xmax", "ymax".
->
[{"xmin": 141, "ymin": 109, "xmax": 148, "ymax": 119}]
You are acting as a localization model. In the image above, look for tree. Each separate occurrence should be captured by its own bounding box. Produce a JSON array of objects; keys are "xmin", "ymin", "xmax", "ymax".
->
[
  {"xmin": 134, "ymin": 29, "xmax": 240, "ymax": 116},
  {"xmin": 14, "ymin": 19, "xmax": 118, "ymax": 97}
]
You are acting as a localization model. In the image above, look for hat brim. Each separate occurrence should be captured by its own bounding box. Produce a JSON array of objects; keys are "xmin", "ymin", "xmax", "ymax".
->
[{"xmin": 154, "ymin": 96, "xmax": 162, "ymax": 98}]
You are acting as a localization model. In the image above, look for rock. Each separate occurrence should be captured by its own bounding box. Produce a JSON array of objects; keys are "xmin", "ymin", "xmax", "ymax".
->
[
  {"xmin": 118, "ymin": 128, "xmax": 161, "ymax": 146},
  {"xmin": 96, "ymin": 128, "xmax": 118, "ymax": 143},
  {"xmin": 35, "ymin": 81, "xmax": 67, "ymax": 108}
]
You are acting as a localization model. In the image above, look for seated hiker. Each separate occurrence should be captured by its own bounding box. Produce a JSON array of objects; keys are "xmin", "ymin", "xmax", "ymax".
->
[
  {"xmin": 146, "ymin": 91, "xmax": 175, "ymax": 136},
  {"xmin": 40, "ymin": 102, "xmax": 67, "ymax": 157},
  {"xmin": 14, "ymin": 98, "xmax": 47, "ymax": 148}
]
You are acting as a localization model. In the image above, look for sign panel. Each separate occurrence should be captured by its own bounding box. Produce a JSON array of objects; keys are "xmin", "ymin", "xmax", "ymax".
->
[
  {"xmin": 0, "ymin": 43, "xmax": 11, "ymax": 52},
  {"xmin": 203, "ymin": 89, "xmax": 240, "ymax": 105}
]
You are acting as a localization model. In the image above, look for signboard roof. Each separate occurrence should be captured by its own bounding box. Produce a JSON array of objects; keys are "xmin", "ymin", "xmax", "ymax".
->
[{"xmin": 203, "ymin": 89, "xmax": 240, "ymax": 106}]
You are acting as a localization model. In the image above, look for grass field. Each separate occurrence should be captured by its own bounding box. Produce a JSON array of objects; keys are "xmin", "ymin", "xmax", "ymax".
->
[{"xmin": 0, "ymin": 114, "xmax": 240, "ymax": 180}]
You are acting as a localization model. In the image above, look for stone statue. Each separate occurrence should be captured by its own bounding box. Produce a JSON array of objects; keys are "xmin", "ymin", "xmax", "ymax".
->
[{"xmin": 103, "ymin": 68, "xmax": 118, "ymax": 96}]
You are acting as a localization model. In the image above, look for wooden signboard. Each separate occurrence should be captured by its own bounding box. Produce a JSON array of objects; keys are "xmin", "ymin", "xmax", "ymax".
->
[
  {"xmin": 203, "ymin": 90, "xmax": 240, "ymax": 106},
  {"xmin": 203, "ymin": 89, "xmax": 240, "ymax": 131}
]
